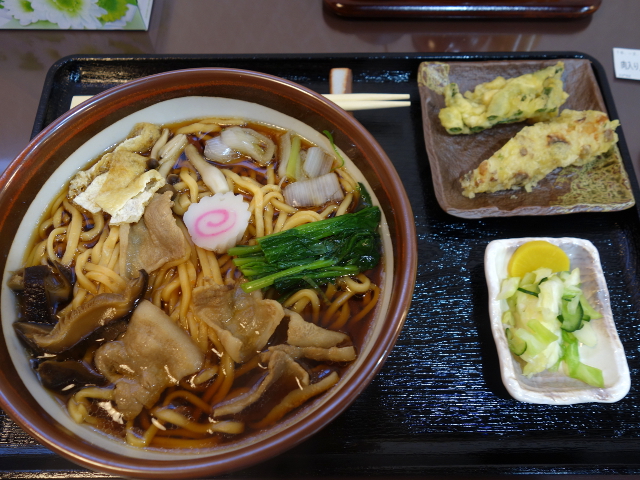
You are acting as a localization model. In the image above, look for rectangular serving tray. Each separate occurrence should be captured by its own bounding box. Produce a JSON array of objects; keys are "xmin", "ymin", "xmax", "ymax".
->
[{"xmin": 4, "ymin": 53, "xmax": 640, "ymax": 477}]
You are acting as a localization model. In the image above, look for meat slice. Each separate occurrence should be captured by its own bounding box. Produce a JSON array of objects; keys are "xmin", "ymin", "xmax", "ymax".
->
[
  {"xmin": 213, "ymin": 350, "xmax": 308, "ymax": 417},
  {"xmin": 286, "ymin": 310, "xmax": 349, "ymax": 348},
  {"xmin": 192, "ymin": 281, "xmax": 284, "ymax": 364},
  {"xmin": 261, "ymin": 344, "xmax": 356, "ymax": 363},
  {"xmin": 94, "ymin": 300, "xmax": 204, "ymax": 420},
  {"xmin": 119, "ymin": 192, "xmax": 189, "ymax": 278}
]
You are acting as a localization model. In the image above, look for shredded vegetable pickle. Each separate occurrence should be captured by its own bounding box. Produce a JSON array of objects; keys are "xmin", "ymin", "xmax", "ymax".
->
[{"xmin": 498, "ymin": 267, "xmax": 604, "ymax": 387}]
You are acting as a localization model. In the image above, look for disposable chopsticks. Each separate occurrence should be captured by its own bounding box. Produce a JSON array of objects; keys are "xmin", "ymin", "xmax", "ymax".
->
[
  {"xmin": 323, "ymin": 93, "xmax": 411, "ymax": 111},
  {"xmin": 69, "ymin": 93, "xmax": 411, "ymax": 112}
]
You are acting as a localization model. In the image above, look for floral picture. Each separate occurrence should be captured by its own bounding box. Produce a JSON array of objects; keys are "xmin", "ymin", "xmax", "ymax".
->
[{"xmin": 0, "ymin": 0, "xmax": 152, "ymax": 30}]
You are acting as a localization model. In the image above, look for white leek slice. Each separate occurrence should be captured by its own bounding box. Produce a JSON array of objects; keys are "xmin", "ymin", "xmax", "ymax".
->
[
  {"xmin": 184, "ymin": 144, "xmax": 229, "ymax": 194},
  {"xmin": 303, "ymin": 147, "xmax": 334, "ymax": 178},
  {"xmin": 220, "ymin": 127, "xmax": 275, "ymax": 165},
  {"xmin": 203, "ymin": 135, "xmax": 243, "ymax": 163},
  {"xmin": 283, "ymin": 172, "xmax": 344, "ymax": 207}
]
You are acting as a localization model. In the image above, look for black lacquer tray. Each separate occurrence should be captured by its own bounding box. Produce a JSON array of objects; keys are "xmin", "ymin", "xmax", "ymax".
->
[{"xmin": 4, "ymin": 53, "xmax": 640, "ymax": 477}]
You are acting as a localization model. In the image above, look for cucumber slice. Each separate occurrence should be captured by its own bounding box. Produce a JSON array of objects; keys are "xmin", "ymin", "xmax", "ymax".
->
[
  {"xmin": 579, "ymin": 294, "xmax": 602, "ymax": 320},
  {"xmin": 559, "ymin": 298, "xmax": 583, "ymax": 332},
  {"xmin": 518, "ymin": 286, "xmax": 539, "ymax": 297},
  {"xmin": 506, "ymin": 328, "xmax": 526, "ymax": 356}
]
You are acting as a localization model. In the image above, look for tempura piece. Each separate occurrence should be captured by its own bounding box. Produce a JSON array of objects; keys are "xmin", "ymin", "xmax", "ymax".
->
[
  {"xmin": 460, "ymin": 109, "xmax": 619, "ymax": 198},
  {"xmin": 439, "ymin": 62, "xmax": 569, "ymax": 135}
]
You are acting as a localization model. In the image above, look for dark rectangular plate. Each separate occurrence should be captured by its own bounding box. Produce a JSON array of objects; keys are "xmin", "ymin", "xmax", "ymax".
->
[{"xmin": 6, "ymin": 53, "xmax": 640, "ymax": 477}]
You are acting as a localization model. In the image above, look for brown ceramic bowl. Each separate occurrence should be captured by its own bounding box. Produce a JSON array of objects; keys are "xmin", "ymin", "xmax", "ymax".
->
[{"xmin": 0, "ymin": 68, "xmax": 417, "ymax": 478}]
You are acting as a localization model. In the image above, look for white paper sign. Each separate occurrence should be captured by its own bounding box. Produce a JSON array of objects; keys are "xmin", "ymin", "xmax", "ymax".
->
[{"xmin": 613, "ymin": 48, "xmax": 640, "ymax": 81}]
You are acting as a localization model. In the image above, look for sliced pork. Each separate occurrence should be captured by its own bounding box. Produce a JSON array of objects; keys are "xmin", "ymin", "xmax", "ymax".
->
[
  {"xmin": 192, "ymin": 281, "xmax": 284, "ymax": 364},
  {"xmin": 119, "ymin": 192, "xmax": 190, "ymax": 278},
  {"xmin": 94, "ymin": 300, "xmax": 204, "ymax": 420}
]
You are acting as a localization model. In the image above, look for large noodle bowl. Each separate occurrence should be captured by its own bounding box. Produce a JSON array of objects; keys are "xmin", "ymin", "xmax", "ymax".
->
[{"xmin": 2, "ymin": 97, "xmax": 393, "ymax": 458}]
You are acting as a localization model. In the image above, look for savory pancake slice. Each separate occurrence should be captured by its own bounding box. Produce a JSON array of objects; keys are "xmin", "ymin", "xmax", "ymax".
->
[
  {"xmin": 460, "ymin": 109, "xmax": 620, "ymax": 198},
  {"xmin": 439, "ymin": 62, "xmax": 569, "ymax": 135}
]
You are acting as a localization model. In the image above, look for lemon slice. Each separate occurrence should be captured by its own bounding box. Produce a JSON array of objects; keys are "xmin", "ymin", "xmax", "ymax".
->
[{"xmin": 507, "ymin": 240, "xmax": 570, "ymax": 277}]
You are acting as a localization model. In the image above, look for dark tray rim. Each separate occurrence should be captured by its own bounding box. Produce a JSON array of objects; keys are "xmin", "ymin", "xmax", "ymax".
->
[{"xmin": 19, "ymin": 51, "xmax": 640, "ymax": 476}]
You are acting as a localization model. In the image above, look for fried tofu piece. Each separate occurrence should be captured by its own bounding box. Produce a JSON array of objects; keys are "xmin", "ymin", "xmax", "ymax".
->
[
  {"xmin": 439, "ymin": 62, "xmax": 569, "ymax": 135},
  {"xmin": 460, "ymin": 109, "xmax": 620, "ymax": 198}
]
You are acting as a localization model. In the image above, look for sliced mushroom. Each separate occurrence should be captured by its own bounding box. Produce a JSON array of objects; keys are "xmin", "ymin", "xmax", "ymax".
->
[
  {"xmin": 10, "ymin": 261, "xmax": 75, "ymax": 324},
  {"xmin": 37, "ymin": 360, "xmax": 106, "ymax": 393},
  {"xmin": 14, "ymin": 271, "xmax": 148, "ymax": 354}
]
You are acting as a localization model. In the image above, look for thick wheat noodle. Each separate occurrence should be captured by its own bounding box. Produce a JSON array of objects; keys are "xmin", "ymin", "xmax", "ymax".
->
[
  {"xmin": 234, "ymin": 355, "xmax": 262, "ymax": 378},
  {"xmin": 27, "ymin": 240, "xmax": 47, "ymax": 267},
  {"xmin": 161, "ymin": 275, "xmax": 182, "ymax": 302},
  {"xmin": 272, "ymin": 209, "xmax": 288, "ymax": 233},
  {"xmin": 263, "ymin": 203, "xmax": 274, "ymax": 235},
  {"xmin": 173, "ymin": 193, "xmax": 190, "ymax": 216},
  {"xmin": 38, "ymin": 218, "xmax": 53, "ymax": 240},
  {"xmin": 52, "ymin": 205, "xmax": 64, "ymax": 228},
  {"xmin": 85, "ymin": 263, "xmax": 126, "ymax": 292},
  {"xmin": 46, "ymin": 226, "xmax": 67, "ymax": 263},
  {"xmin": 206, "ymin": 250, "xmax": 223, "ymax": 285},
  {"xmin": 73, "ymin": 249, "xmax": 98, "ymax": 294},
  {"xmin": 325, "ymin": 283, "xmax": 338, "ymax": 301},
  {"xmin": 105, "ymin": 243, "xmax": 120, "ymax": 276},
  {"xmin": 282, "ymin": 211, "xmax": 323, "ymax": 230},
  {"xmin": 266, "ymin": 164, "xmax": 276, "ymax": 185},
  {"xmin": 79, "ymin": 212, "xmax": 104, "ymax": 242},
  {"xmin": 270, "ymin": 198, "xmax": 297, "ymax": 215},
  {"xmin": 329, "ymin": 302, "xmax": 351, "ymax": 330},
  {"xmin": 284, "ymin": 289, "xmax": 321, "ymax": 323},
  {"xmin": 210, "ymin": 352, "xmax": 235, "ymax": 406},
  {"xmin": 88, "ymin": 272, "xmax": 120, "ymax": 294},
  {"xmin": 163, "ymin": 389, "xmax": 212, "ymax": 412},
  {"xmin": 319, "ymin": 204, "xmax": 338, "ymax": 219},
  {"xmin": 126, "ymin": 421, "xmax": 159, "ymax": 448},
  {"xmin": 98, "ymin": 226, "xmax": 119, "ymax": 267},
  {"xmin": 341, "ymin": 273, "xmax": 371, "ymax": 293},
  {"xmin": 150, "ymin": 128, "xmax": 169, "ymax": 159},
  {"xmin": 49, "ymin": 189, "xmax": 67, "ymax": 219},
  {"xmin": 196, "ymin": 246, "xmax": 212, "ymax": 278},
  {"xmin": 250, "ymin": 372, "xmax": 339, "ymax": 430},
  {"xmin": 68, "ymin": 387, "xmax": 115, "ymax": 423},
  {"xmin": 336, "ymin": 193, "xmax": 354, "ymax": 216},
  {"xmin": 322, "ymin": 289, "xmax": 354, "ymax": 326},
  {"xmin": 180, "ymin": 168, "xmax": 199, "ymax": 203},
  {"xmin": 223, "ymin": 169, "xmax": 265, "ymax": 237},
  {"xmin": 90, "ymin": 227, "xmax": 109, "ymax": 265},
  {"xmin": 178, "ymin": 262, "xmax": 192, "ymax": 322},
  {"xmin": 335, "ymin": 167, "xmax": 357, "ymax": 192},
  {"xmin": 186, "ymin": 311, "xmax": 202, "ymax": 350},
  {"xmin": 175, "ymin": 122, "xmax": 222, "ymax": 135},
  {"xmin": 60, "ymin": 200, "xmax": 83, "ymax": 266},
  {"xmin": 349, "ymin": 284, "xmax": 380, "ymax": 324},
  {"xmin": 70, "ymin": 287, "xmax": 89, "ymax": 310}
]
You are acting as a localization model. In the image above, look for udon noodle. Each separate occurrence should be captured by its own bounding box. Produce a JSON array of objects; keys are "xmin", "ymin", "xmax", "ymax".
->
[{"xmin": 8, "ymin": 116, "xmax": 383, "ymax": 449}]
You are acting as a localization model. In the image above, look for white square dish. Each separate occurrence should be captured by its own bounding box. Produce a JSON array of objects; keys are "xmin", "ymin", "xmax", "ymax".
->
[{"xmin": 485, "ymin": 237, "xmax": 630, "ymax": 404}]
